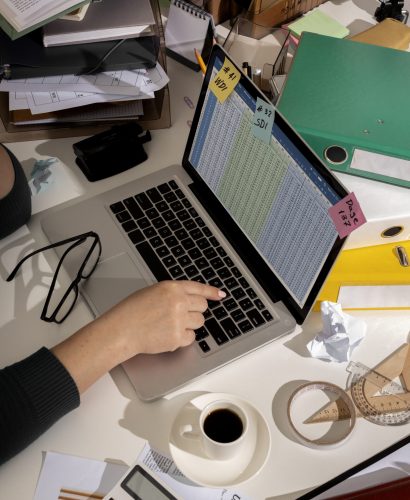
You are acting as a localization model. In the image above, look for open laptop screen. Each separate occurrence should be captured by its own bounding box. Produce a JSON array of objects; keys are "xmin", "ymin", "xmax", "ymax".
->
[{"xmin": 183, "ymin": 46, "xmax": 349, "ymax": 323}]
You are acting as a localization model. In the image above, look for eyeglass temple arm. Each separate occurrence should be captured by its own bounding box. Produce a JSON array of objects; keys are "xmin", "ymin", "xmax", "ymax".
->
[{"xmin": 6, "ymin": 233, "xmax": 95, "ymax": 282}]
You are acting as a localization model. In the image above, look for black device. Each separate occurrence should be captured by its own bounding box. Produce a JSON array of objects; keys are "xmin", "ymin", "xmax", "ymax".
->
[
  {"xmin": 73, "ymin": 122, "xmax": 151, "ymax": 182},
  {"xmin": 374, "ymin": 0, "xmax": 409, "ymax": 23},
  {"xmin": 104, "ymin": 461, "xmax": 180, "ymax": 499},
  {"xmin": 0, "ymin": 29, "xmax": 159, "ymax": 80}
]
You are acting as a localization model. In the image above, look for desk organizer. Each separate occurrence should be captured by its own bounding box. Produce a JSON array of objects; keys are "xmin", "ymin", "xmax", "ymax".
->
[
  {"xmin": 222, "ymin": 17, "xmax": 296, "ymax": 104},
  {"xmin": 0, "ymin": 0, "xmax": 170, "ymax": 143}
]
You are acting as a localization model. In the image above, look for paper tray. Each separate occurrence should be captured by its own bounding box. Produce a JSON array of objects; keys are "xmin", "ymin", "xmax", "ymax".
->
[
  {"xmin": 0, "ymin": 86, "xmax": 170, "ymax": 142},
  {"xmin": 0, "ymin": 0, "xmax": 170, "ymax": 142}
]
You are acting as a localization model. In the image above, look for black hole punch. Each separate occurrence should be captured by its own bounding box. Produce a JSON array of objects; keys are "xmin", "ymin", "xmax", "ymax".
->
[
  {"xmin": 73, "ymin": 122, "xmax": 151, "ymax": 182},
  {"xmin": 381, "ymin": 226, "xmax": 404, "ymax": 238},
  {"xmin": 324, "ymin": 145, "xmax": 348, "ymax": 165}
]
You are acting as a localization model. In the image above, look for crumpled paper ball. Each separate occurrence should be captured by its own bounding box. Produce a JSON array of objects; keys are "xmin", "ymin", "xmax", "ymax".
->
[{"xmin": 307, "ymin": 301, "xmax": 367, "ymax": 362}]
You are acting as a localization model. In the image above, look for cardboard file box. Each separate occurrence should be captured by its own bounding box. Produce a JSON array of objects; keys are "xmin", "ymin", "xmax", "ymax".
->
[
  {"xmin": 246, "ymin": 0, "xmax": 327, "ymax": 28},
  {"xmin": 315, "ymin": 240, "xmax": 410, "ymax": 310}
]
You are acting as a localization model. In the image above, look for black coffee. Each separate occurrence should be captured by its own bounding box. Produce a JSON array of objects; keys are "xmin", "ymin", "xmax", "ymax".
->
[{"xmin": 203, "ymin": 408, "xmax": 243, "ymax": 443}]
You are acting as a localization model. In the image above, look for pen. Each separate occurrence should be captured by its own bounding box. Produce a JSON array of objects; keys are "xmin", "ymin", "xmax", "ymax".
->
[
  {"xmin": 242, "ymin": 61, "xmax": 252, "ymax": 79},
  {"xmin": 194, "ymin": 48, "xmax": 207, "ymax": 75}
]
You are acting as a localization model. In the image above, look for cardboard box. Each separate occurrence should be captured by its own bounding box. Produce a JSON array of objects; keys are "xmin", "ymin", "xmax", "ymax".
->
[{"xmin": 246, "ymin": 0, "xmax": 327, "ymax": 28}]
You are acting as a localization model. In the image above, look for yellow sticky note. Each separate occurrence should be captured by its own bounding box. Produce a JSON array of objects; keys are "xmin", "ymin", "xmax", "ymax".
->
[{"xmin": 209, "ymin": 57, "xmax": 240, "ymax": 103}]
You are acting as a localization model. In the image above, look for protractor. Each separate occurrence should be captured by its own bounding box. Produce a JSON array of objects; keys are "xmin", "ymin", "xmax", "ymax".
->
[{"xmin": 348, "ymin": 361, "xmax": 410, "ymax": 426}]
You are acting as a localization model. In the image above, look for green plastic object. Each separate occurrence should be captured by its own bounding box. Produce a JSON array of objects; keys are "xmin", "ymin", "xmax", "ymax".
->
[{"xmin": 277, "ymin": 32, "xmax": 410, "ymax": 188}]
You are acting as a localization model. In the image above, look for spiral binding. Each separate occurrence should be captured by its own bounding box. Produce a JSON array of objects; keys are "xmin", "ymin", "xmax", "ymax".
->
[{"xmin": 173, "ymin": 0, "xmax": 209, "ymax": 20}]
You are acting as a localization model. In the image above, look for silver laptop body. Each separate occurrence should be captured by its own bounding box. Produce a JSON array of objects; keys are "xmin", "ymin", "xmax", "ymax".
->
[{"xmin": 41, "ymin": 45, "xmax": 348, "ymax": 400}]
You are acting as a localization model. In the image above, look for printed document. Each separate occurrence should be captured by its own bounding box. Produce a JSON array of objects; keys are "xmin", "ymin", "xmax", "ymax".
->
[{"xmin": 0, "ymin": 63, "xmax": 169, "ymax": 97}]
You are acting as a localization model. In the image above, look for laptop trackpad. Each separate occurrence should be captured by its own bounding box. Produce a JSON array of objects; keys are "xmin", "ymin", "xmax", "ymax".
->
[{"xmin": 81, "ymin": 252, "xmax": 150, "ymax": 315}]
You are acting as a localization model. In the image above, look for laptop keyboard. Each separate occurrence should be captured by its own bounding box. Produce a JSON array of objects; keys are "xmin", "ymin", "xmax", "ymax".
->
[{"xmin": 109, "ymin": 180, "xmax": 274, "ymax": 354}]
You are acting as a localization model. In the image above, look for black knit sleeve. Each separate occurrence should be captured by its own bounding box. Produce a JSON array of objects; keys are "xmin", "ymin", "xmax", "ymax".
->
[{"xmin": 0, "ymin": 347, "xmax": 80, "ymax": 465}]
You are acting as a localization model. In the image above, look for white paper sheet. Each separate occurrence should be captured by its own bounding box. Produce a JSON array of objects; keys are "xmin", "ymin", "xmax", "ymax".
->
[
  {"xmin": 9, "ymin": 92, "xmax": 144, "ymax": 119},
  {"xmin": 137, "ymin": 444, "xmax": 251, "ymax": 500},
  {"xmin": 33, "ymin": 451, "xmax": 128, "ymax": 500},
  {"xmin": 338, "ymin": 285, "xmax": 410, "ymax": 309},
  {"xmin": 351, "ymin": 149, "xmax": 410, "ymax": 183},
  {"xmin": 32, "ymin": 446, "xmax": 249, "ymax": 500},
  {"xmin": 8, "ymin": 91, "xmax": 28, "ymax": 110},
  {"xmin": 25, "ymin": 90, "xmax": 151, "ymax": 114},
  {"xmin": 0, "ymin": 63, "xmax": 169, "ymax": 97}
]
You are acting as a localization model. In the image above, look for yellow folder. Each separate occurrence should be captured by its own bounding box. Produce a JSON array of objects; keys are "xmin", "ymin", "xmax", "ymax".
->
[
  {"xmin": 315, "ymin": 240, "xmax": 410, "ymax": 310},
  {"xmin": 349, "ymin": 18, "xmax": 410, "ymax": 51}
]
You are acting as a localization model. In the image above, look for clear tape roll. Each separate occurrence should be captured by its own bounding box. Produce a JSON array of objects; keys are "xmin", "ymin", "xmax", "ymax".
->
[{"xmin": 287, "ymin": 381, "xmax": 356, "ymax": 449}]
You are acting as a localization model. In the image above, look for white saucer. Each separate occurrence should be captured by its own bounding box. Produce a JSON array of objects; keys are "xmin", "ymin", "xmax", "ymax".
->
[{"xmin": 169, "ymin": 392, "xmax": 271, "ymax": 487}]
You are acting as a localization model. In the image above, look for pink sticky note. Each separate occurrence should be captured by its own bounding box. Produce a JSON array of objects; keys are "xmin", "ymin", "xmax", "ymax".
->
[{"xmin": 328, "ymin": 192, "xmax": 366, "ymax": 238}]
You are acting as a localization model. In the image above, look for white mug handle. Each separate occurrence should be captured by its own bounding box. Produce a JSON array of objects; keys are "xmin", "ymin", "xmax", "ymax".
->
[{"xmin": 179, "ymin": 423, "xmax": 201, "ymax": 440}]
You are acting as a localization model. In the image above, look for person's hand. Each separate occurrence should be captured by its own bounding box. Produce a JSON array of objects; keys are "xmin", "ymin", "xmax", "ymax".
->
[
  {"xmin": 52, "ymin": 280, "xmax": 225, "ymax": 393},
  {"xmin": 98, "ymin": 280, "xmax": 225, "ymax": 359}
]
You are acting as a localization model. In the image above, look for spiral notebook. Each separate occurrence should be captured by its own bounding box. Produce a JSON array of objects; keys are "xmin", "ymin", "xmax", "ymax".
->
[{"xmin": 165, "ymin": 0, "xmax": 214, "ymax": 71}]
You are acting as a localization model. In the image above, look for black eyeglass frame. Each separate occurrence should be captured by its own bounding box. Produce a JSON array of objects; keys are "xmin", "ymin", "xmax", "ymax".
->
[{"xmin": 7, "ymin": 231, "xmax": 102, "ymax": 324}]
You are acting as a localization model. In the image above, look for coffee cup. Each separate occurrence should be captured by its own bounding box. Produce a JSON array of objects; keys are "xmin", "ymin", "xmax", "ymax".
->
[{"xmin": 180, "ymin": 399, "xmax": 252, "ymax": 460}]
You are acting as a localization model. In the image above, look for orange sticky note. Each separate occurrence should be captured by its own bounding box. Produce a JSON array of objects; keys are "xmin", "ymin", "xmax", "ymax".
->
[{"xmin": 209, "ymin": 57, "xmax": 240, "ymax": 103}]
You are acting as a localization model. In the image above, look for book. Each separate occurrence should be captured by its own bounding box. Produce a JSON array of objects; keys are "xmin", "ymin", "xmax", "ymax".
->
[
  {"xmin": 43, "ymin": 0, "xmax": 156, "ymax": 47},
  {"xmin": 164, "ymin": 0, "xmax": 214, "ymax": 71},
  {"xmin": 0, "ymin": 28, "xmax": 159, "ymax": 79},
  {"xmin": 61, "ymin": 2, "xmax": 90, "ymax": 22},
  {"xmin": 0, "ymin": 0, "xmax": 89, "ymax": 40}
]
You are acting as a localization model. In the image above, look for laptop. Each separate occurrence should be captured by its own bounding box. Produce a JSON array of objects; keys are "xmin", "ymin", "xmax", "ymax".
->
[{"xmin": 41, "ymin": 44, "xmax": 349, "ymax": 401}]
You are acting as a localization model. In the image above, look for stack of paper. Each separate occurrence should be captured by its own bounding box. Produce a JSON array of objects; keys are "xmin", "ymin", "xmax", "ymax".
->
[
  {"xmin": 43, "ymin": 0, "xmax": 155, "ymax": 47},
  {"xmin": 0, "ymin": 63, "xmax": 169, "ymax": 124},
  {"xmin": 0, "ymin": 0, "xmax": 170, "ymax": 128}
]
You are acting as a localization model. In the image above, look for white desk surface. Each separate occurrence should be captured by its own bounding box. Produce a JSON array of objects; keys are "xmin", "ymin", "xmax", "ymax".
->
[{"xmin": 1, "ymin": 2, "xmax": 410, "ymax": 499}]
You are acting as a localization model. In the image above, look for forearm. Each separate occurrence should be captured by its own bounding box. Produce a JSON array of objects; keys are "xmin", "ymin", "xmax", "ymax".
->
[
  {"xmin": 0, "ymin": 348, "xmax": 79, "ymax": 465},
  {"xmin": 51, "ymin": 313, "xmax": 131, "ymax": 394},
  {"xmin": 52, "ymin": 280, "xmax": 224, "ymax": 394}
]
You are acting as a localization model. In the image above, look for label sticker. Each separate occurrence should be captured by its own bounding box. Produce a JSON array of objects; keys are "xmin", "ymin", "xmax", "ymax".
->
[
  {"xmin": 252, "ymin": 97, "xmax": 275, "ymax": 144},
  {"xmin": 328, "ymin": 192, "xmax": 366, "ymax": 238},
  {"xmin": 209, "ymin": 57, "xmax": 240, "ymax": 103}
]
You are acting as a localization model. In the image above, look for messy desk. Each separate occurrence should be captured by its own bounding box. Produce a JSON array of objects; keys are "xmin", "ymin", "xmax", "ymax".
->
[{"xmin": 1, "ymin": 1, "xmax": 410, "ymax": 499}]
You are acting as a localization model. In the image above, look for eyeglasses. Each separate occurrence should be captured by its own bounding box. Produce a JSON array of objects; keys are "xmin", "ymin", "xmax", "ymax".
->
[{"xmin": 7, "ymin": 231, "xmax": 102, "ymax": 324}]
